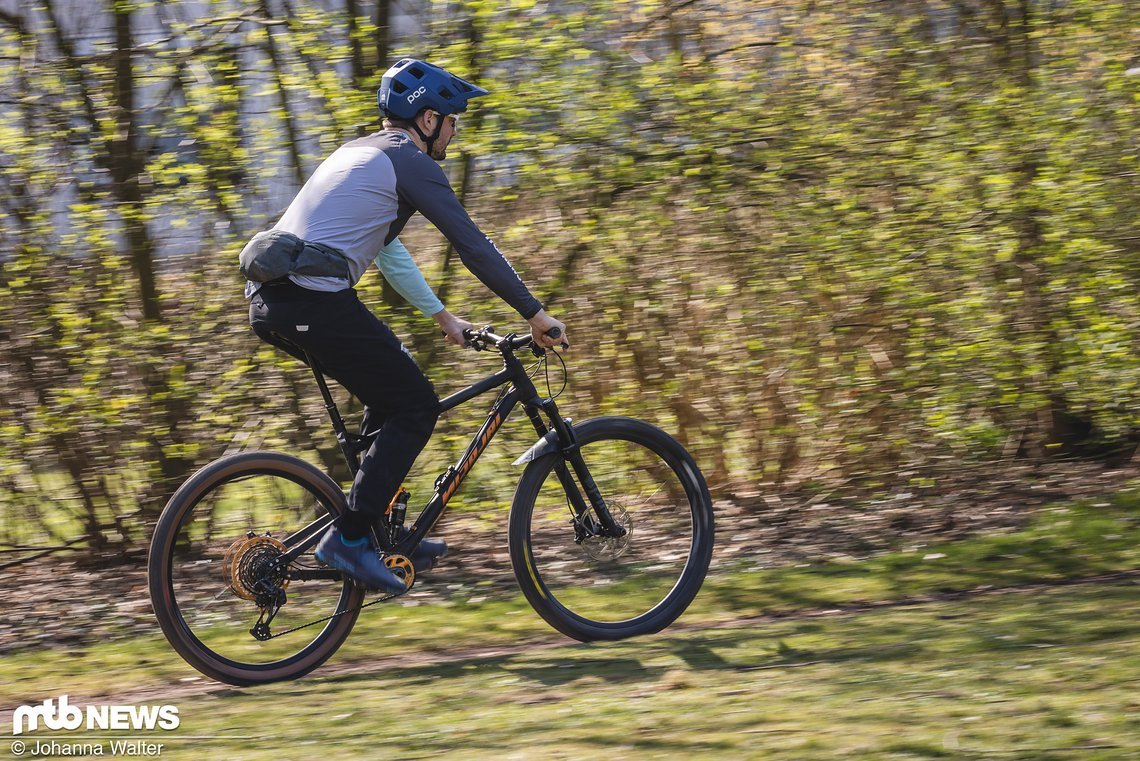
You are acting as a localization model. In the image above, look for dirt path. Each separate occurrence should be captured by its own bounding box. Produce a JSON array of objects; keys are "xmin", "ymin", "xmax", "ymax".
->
[
  {"xmin": 0, "ymin": 473, "xmax": 1105, "ymax": 657},
  {"xmin": 11, "ymin": 568, "xmax": 1136, "ymax": 713}
]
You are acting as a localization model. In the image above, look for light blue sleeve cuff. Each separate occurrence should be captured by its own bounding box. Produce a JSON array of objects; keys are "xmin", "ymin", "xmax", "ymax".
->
[{"xmin": 374, "ymin": 237, "xmax": 445, "ymax": 317}]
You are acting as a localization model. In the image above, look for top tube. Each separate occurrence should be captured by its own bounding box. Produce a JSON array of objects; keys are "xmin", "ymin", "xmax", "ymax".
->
[
  {"xmin": 437, "ymin": 366, "xmax": 516, "ymax": 413},
  {"xmin": 435, "ymin": 326, "xmax": 544, "ymax": 414}
]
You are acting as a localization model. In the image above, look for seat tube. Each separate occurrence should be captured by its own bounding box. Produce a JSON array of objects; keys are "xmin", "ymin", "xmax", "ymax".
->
[{"xmin": 306, "ymin": 351, "xmax": 360, "ymax": 475}]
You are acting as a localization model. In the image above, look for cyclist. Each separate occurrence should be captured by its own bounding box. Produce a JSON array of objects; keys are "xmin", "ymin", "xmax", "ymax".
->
[{"xmin": 245, "ymin": 58, "xmax": 568, "ymax": 593}]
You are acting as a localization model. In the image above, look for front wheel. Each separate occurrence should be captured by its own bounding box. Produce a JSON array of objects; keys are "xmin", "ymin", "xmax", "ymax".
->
[
  {"xmin": 148, "ymin": 451, "xmax": 364, "ymax": 685},
  {"xmin": 509, "ymin": 417, "xmax": 714, "ymax": 641}
]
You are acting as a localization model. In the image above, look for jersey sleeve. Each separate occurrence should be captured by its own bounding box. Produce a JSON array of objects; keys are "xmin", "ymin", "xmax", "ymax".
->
[
  {"xmin": 395, "ymin": 150, "xmax": 543, "ymax": 319},
  {"xmin": 374, "ymin": 236, "xmax": 445, "ymax": 317}
]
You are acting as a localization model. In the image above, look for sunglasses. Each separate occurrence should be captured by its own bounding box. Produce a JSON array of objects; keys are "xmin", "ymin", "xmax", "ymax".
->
[{"xmin": 431, "ymin": 111, "xmax": 459, "ymax": 128}]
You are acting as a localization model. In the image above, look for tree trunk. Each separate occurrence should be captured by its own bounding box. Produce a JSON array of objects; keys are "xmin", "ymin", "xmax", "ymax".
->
[
  {"xmin": 108, "ymin": 1, "xmax": 161, "ymax": 321},
  {"xmin": 421, "ymin": 13, "xmax": 483, "ymax": 365},
  {"xmin": 346, "ymin": 0, "xmax": 365, "ymax": 87},
  {"xmin": 259, "ymin": 0, "xmax": 307, "ymax": 188},
  {"xmin": 1002, "ymin": 1, "xmax": 1062, "ymax": 455},
  {"xmin": 374, "ymin": 0, "xmax": 391, "ymax": 70}
]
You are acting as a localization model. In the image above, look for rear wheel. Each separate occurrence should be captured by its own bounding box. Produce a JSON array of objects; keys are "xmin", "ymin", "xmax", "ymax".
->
[
  {"xmin": 508, "ymin": 417, "xmax": 714, "ymax": 641},
  {"xmin": 148, "ymin": 452, "xmax": 364, "ymax": 685}
]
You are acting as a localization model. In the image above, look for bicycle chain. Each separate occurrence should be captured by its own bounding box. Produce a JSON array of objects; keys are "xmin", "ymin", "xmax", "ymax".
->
[
  {"xmin": 263, "ymin": 588, "xmax": 405, "ymax": 640},
  {"xmin": 262, "ymin": 554, "xmax": 415, "ymax": 640}
]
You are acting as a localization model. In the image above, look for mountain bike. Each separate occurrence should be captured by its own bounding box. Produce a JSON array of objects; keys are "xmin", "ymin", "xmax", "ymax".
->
[{"xmin": 148, "ymin": 326, "xmax": 715, "ymax": 685}]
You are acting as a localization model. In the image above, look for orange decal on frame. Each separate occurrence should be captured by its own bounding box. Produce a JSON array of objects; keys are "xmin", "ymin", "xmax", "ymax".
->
[{"xmin": 442, "ymin": 410, "xmax": 503, "ymax": 504}]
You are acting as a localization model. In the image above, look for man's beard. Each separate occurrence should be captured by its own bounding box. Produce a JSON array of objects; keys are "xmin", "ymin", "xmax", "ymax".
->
[{"xmin": 430, "ymin": 145, "xmax": 448, "ymax": 161}]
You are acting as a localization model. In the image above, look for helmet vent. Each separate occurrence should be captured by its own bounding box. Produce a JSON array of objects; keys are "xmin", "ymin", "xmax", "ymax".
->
[
  {"xmin": 391, "ymin": 80, "xmax": 407, "ymax": 94},
  {"xmin": 409, "ymin": 66, "xmax": 425, "ymax": 78},
  {"xmin": 438, "ymin": 86, "xmax": 454, "ymax": 99}
]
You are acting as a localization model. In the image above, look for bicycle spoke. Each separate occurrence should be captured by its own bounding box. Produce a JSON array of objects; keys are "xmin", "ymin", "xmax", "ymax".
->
[
  {"xmin": 526, "ymin": 437, "xmax": 697, "ymax": 623},
  {"xmin": 164, "ymin": 469, "xmax": 356, "ymax": 664}
]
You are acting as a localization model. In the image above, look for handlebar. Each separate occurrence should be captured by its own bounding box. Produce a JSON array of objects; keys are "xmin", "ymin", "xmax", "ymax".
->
[{"xmin": 462, "ymin": 326, "xmax": 564, "ymax": 354}]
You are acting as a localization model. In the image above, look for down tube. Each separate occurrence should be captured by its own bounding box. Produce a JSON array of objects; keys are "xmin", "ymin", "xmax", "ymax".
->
[{"xmin": 407, "ymin": 388, "xmax": 522, "ymax": 544}]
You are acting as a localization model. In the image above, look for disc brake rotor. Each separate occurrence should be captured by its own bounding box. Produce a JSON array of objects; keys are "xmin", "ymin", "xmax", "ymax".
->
[{"xmin": 581, "ymin": 503, "xmax": 633, "ymax": 561}]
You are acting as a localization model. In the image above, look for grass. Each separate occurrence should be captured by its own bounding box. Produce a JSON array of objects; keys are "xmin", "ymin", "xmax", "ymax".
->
[
  {"xmin": 217, "ymin": 583, "xmax": 1140, "ymax": 759},
  {"xmin": 6, "ymin": 582, "xmax": 1138, "ymax": 759},
  {"xmin": 2, "ymin": 495, "xmax": 1138, "ymax": 758},
  {"xmin": 695, "ymin": 498, "xmax": 1140, "ymax": 620}
]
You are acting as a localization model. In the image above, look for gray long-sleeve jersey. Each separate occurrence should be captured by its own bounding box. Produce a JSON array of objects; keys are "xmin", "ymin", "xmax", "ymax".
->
[{"xmin": 277, "ymin": 130, "xmax": 542, "ymax": 319}]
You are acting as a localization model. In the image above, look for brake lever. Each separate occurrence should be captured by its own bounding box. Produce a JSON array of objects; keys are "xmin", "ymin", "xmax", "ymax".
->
[
  {"xmin": 545, "ymin": 326, "xmax": 570, "ymax": 351},
  {"xmin": 531, "ymin": 327, "xmax": 569, "ymax": 357}
]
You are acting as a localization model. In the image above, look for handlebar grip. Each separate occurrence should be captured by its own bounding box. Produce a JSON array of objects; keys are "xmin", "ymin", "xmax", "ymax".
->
[{"xmin": 546, "ymin": 327, "xmax": 562, "ymax": 339}]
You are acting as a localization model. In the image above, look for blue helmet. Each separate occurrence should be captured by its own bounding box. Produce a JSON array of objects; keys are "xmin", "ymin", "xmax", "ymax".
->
[{"xmin": 377, "ymin": 58, "xmax": 489, "ymax": 120}]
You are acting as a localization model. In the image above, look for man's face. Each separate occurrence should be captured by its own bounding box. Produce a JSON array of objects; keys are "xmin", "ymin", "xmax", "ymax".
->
[{"xmin": 424, "ymin": 110, "xmax": 459, "ymax": 161}]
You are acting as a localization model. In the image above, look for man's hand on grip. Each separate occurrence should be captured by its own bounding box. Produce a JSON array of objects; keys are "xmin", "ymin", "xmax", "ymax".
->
[{"xmin": 527, "ymin": 310, "xmax": 569, "ymax": 350}]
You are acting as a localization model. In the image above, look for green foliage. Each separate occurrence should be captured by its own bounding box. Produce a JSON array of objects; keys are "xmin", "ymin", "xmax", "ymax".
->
[{"xmin": 0, "ymin": 1, "xmax": 1137, "ymax": 549}]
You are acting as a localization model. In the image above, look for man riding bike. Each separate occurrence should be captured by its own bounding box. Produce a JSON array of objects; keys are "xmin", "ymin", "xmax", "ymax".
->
[{"xmin": 243, "ymin": 58, "xmax": 568, "ymax": 593}]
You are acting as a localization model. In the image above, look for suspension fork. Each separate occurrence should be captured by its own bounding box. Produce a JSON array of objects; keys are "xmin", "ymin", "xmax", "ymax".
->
[{"xmin": 524, "ymin": 401, "xmax": 627, "ymax": 538}]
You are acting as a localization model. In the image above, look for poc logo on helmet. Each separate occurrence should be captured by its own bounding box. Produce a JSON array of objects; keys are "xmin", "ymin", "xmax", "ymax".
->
[{"xmin": 406, "ymin": 86, "xmax": 427, "ymax": 105}]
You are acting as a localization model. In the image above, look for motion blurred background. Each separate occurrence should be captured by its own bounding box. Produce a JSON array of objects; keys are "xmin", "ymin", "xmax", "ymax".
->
[
  {"xmin": 0, "ymin": 0, "xmax": 1136, "ymax": 581},
  {"xmin": 2, "ymin": 4, "xmax": 1139, "ymax": 756}
]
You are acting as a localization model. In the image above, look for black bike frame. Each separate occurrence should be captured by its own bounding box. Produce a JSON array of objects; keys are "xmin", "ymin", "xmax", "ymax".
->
[{"xmin": 278, "ymin": 331, "xmax": 614, "ymax": 569}]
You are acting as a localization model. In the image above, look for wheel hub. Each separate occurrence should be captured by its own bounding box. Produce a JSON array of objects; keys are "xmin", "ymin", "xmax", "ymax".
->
[
  {"xmin": 580, "ymin": 503, "xmax": 633, "ymax": 561},
  {"xmin": 222, "ymin": 534, "xmax": 289, "ymax": 601}
]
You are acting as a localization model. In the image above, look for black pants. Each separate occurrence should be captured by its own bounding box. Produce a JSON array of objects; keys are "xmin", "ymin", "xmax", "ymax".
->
[{"xmin": 249, "ymin": 280, "xmax": 439, "ymax": 520}]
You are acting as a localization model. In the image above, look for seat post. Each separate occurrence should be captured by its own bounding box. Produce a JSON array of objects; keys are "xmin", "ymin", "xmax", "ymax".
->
[{"xmin": 304, "ymin": 351, "xmax": 361, "ymax": 475}]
